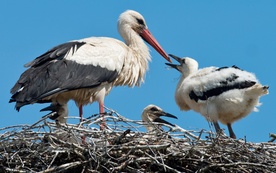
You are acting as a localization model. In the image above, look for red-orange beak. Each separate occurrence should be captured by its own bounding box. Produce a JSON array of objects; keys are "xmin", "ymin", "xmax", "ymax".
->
[{"xmin": 140, "ymin": 28, "xmax": 171, "ymax": 63}]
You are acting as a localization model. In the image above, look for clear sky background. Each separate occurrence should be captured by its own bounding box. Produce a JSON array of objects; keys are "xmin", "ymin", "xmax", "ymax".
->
[{"xmin": 1, "ymin": 1, "xmax": 275, "ymax": 142}]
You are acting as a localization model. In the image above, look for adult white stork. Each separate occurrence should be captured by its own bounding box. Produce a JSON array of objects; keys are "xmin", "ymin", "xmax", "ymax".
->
[
  {"xmin": 142, "ymin": 104, "xmax": 178, "ymax": 131},
  {"xmin": 166, "ymin": 54, "xmax": 269, "ymax": 139},
  {"xmin": 9, "ymin": 10, "xmax": 171, "ymax": 128}
]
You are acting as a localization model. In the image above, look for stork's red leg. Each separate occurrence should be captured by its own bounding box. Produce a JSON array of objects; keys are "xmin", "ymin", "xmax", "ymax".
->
[{"xmin": 99, "ymin": 102, "xmax": 106, "ymax": 130}]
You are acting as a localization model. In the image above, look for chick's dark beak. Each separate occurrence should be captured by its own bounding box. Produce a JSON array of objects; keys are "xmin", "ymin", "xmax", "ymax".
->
[
  {"xmin": 153, "ymin": 117, "xmax": 175, "ymax": 127},
  {"xmin": 153, "ymin": 111, "xmax": 178, "ymax": 127},
  {"xmin": 165, "ymin": 54, "xmax": 182, "ymax": 71},
  {"xmin": 168, "ymin": 54, "xmax": 182, "ymax": 63}
]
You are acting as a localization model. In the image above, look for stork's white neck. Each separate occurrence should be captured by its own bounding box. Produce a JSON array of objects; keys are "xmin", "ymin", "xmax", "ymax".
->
[
  {"xmin": 142, "ymin": 112, "xmax": 155, "ymax": 131},
  {"xmin": 115, "ymin": 26, "xmax": 151, "ymax": 87}
]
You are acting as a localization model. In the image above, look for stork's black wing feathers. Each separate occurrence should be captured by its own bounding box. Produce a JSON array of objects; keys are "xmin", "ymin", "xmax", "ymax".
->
[
  {"xmin": 11, "ymin": 41, "xmax": 85, "ymax": 95},
  {"xmin": 10, "ymin": 41, "xmax": 119, "ymax": 111},
  {"xmin": 24, "ymin": 41, "xmax": 86, "ymax": 68}
]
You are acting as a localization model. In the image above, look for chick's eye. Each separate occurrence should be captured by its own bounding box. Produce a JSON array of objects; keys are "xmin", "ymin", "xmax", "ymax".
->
[
  {"xmin": 150, "ymin": 107, "xmax": 159, "ymax": 112},
  {"xmin": 136, "ymin": 18, "xmax": 145, "ymax": 26}
]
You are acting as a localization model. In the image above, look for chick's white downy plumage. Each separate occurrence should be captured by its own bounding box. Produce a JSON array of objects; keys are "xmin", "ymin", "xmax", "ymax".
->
[
  {"xmin": 166, "ymin": 54, "xmax": 269, "ymax": 139},
  {"xmin": 40, "ymin": 103, "xmax": 82, "ymax": 144}
]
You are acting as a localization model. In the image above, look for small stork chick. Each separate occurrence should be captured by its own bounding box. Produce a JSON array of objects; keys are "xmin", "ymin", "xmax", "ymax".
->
[
  {"xmin": 166, "ymin": 54, "xmax": 269, "ymax": 139},
  {"xmin": 40, "ymin": 103, "xmax": 68, "ymax": 124},
  {"xmin": 41, "ymin": 103, "xmax": 83, "ymax": 144},
  {"xmin": 142, "ymin": 104, "xmax": 178, "ymax": 131}
]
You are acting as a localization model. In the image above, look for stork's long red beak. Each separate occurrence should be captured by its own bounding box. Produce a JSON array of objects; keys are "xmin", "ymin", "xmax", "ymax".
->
[{"xmin": 140, "ymin": 29, "xmax": 171, "ymax": 63}]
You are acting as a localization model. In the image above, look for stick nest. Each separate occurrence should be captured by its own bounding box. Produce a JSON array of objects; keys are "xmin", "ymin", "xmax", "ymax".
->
[{"xmin": 1, "ymin": 108, "xmax": 275, "ymax": 173}]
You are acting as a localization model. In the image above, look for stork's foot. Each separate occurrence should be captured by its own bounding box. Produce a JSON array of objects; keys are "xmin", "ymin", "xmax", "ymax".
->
[
  {"xmin": 99, "ymin": 112, "xmax": 107, "ymax": 130},
  {"xmin": 100, "ymin": 123, "xmax": 107, "ymax": 130},
  {"xmin": 81, "ymin": 136, "xmax": 86, "ymax": 145}
]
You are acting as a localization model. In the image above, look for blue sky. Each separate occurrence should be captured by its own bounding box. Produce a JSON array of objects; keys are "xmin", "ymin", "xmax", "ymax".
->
[{"xmin": 1, "ymin": 1, "xmax": 275, "ymax": 142}]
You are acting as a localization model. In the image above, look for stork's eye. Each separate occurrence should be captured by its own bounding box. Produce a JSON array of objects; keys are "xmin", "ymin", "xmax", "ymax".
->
[
  {"xmin": 150, "ymin": 107, "xmax": 159, "ymax": 112},
  {"xmin": 182, "ymin": 59, "xmax": 186, "ymax": 64},
  {"xmin": 136, "ymin": 18, "xmax": 145, "ymax": 26}
]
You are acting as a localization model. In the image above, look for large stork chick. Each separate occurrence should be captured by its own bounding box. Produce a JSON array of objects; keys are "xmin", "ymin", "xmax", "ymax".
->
[
  {"xmin": 166, "ymin": 54, "xmax": 269, "ymax": 139},
  {"xmin": 142, "ymin": 104, "xmax": 178, "ymax": 131},
  {"xmin": 9, "ymin": 10, "xmax": 171, "ymax": 128}
]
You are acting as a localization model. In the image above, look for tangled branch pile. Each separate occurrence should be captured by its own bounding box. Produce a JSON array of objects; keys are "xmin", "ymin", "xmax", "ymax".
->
[{"xmin": 1, "ymin": 108, "xmax": 275, "ymax": 173}]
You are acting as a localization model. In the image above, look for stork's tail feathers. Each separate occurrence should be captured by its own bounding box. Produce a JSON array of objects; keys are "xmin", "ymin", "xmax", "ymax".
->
[
  {"xmin": 262, "ymin": 85, "xmax": 269, "ymax": 95},
  {"xmin": 247, "ymin": 83, "xmax": 269, "ymax": 96}
]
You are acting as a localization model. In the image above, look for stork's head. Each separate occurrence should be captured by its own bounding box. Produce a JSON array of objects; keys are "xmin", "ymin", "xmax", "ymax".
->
[
  {"xmin": 141, "ymin": 104, "xmax": 178, "ymax": 131},
  {"xmin": 166, "ymin": 54, "xmax": 198, "ymax": 76},
  {"xmin": 118, "ymin": 10, "xmax": 171, "ymax": 62},
  {"xmin": 118, "ymin": 10, "xmax": 147, "ymax": 34}
]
